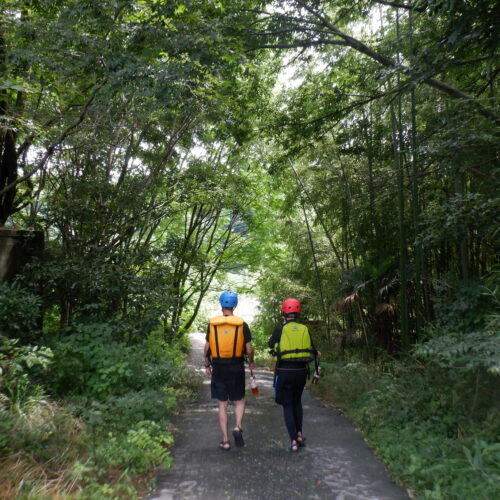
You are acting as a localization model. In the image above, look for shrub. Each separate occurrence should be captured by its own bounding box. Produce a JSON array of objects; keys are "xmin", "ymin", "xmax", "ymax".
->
[
  {"xmin": 1, "ymin": 310, "xmax": 195, "ymax": 498},
  {"xmin": 430, "ymin": 279, "xmax": 497, "ymax": 331},
  {"xmin": 0, "ymin": 282, "xmax": 41, "ymax": 341},
  {"xmin": 415, "ymin": 313, "xmax": 500, "ymax": 375},
  {"xmin": 75, "ymin": 388, "xmax": 180, "ymax": 434},
  {"xmin": 48, "ymin": 322, "xmax": 187, "ymax": 399},
  {"xmin": 0, "ymin": 324, "xmax": 194, "ymax": 499},
  {"xmin": 316, "ymin": 358, "xmax": 500, "ymax": 499},
  {"xmin": 0, "ymin": 336, "xmax": 52, "ymax": 413}
]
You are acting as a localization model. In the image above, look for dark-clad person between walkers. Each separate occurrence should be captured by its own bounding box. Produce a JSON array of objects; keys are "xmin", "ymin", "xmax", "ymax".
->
[
  {"xmin": 269, "ymin": 298, "xmax": 321, "ymax": 452},
  {"xmin": 204, "ymin": 291, "xmax": 256, "ymax": 451}
]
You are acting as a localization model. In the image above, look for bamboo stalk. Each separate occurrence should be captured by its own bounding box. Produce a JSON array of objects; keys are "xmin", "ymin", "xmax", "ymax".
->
[{"xmin": 291, "ymin": 161, "xmax": 331, "ymax": 335}]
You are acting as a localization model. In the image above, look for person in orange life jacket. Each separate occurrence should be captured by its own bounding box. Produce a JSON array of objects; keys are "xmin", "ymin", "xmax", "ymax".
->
[
  {"xmin": 268, "ymin": 298, "xmax": 321, "ymax": 452},
  {"xmin": 204, "ymin": 291, "xmax": 255, "ymax": 451}
]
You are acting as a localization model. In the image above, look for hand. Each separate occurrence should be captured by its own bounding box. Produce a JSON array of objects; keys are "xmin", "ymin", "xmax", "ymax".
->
[
  {"xmin": 205, "ymin": 366, "xmax": 212, "ymax": 378},
  {"xmin": 316, "ymin": 350, "xmax": 322, "ymax": 359},
  {"xmin": 248, "ymin": 362, "xmax": 256, "ymax": 371}
]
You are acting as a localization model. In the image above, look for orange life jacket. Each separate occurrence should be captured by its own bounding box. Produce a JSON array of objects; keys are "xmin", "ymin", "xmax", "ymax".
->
[{"xmin": 208, "ymin": 315, "xmax": 245, "ymax": 359}]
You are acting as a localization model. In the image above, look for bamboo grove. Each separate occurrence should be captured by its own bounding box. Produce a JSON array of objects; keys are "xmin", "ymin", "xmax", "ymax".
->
[{"xmin": 250, "ymin": 0, "xmax": 499, "ymax": 364}]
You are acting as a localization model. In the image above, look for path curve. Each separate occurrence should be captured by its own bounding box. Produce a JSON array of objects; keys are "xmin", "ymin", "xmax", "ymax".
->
[{"xmin": 148, "ymin": 333, "xmax": 409, "ymax": 500}]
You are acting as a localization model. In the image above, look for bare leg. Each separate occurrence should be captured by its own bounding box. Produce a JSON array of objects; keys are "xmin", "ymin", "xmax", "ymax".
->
[
  {"xmin": 233, "ymin": 398, "xmax": 245, "ymax": 430},
  {"xmin": 218, "ymin": 400, "xmax": 229, "ymax": 442},
  {"xmin": 232, "ymin": 399, "xmax": 246, "ymax": 447}
]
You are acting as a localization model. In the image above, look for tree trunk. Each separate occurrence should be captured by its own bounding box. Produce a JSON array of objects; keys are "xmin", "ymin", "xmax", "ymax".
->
[
  {"xmin": 409, "ymin": 3, "xmax": 423, "ymax": 338},
  {"xmin": 297, "ymin": 183, "xmax": 330, "ymax": 336},
  {"xmin": 390, "ymin": 102, "xmax": 409, "ymax": 351},
  {"xmin": 289, "ymin": 161, "xmax": 345, "ymax": 270},
  {"xmin": 0, "ymin": 30, "xmax": 18, "ymax": 226},
  {"xmin": 454, "ymin": 168, "xmax": 470, "ymax": 280}
]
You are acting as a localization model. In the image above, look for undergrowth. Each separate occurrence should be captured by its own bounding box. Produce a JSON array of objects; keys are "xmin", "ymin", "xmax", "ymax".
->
[
  {"xmin": 315, "ymin": 358, "xmax": 499, "ymax": 500},
  {"xmin": 0, "ymin": 314, "xmax": 201, "ymax": 499}
]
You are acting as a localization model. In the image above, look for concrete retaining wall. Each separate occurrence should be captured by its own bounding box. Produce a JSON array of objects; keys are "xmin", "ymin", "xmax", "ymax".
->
[{"xmin": 0, "ymin": 228, "xmax": 44, "ymax": 282}]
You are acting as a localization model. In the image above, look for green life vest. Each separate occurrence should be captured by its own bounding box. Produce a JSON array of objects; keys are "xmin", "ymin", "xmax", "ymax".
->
[{"xmin": 276, "ymin": 322, "xmax": 314, "ymax": 362}]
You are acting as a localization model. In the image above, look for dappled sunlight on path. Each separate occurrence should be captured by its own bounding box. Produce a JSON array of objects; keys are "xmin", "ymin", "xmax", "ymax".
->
[{"xmin": 148, "ymin": 333, "xmax": 409, "ymax": 500}]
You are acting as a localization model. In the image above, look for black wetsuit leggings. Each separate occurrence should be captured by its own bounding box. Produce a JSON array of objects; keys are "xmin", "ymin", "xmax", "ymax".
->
[
  {"xmin": 283, "ymin": 402, "xmax": 303, "ymax": 441},
  {"xmin": 275, "ymin": 366, "xmax": 307, "ymax": 442}
]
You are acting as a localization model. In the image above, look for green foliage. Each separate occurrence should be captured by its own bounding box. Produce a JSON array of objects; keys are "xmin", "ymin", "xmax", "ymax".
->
[
  {"xmin": 0, "ymin": 321, "xmax": 193, "ymax": 498},
  {"xmin": 1, "ymin": 0, "xmax": 270, "ymax": 497},
  {"xmin": 251, "ymin": 261, "xmax": 322, "ymax": 353},
  {"xmin": 48, "ymin": 323, "xmax": 138, "ymax": 399},
  {"xmin": 191, "ymin": 310, "xmax": 210, "ymax": 334},
  {"xmin": 0, "ymin": 282, "xmax": 41, "ymax": 340},
  {"xmin": 431, "ymin": 279, "xmax": 496, "ymax": 330},
  {"xmin": 416, "ymin": 314, "xmax": 500, "ymax": 374},
  {"xmin": 60, "ymin": 419, "xmax": 174, "ymax": 499},
  {"xmin": 251, "ymin": 0, "xmax": 499, "ymax": 360},
  {"xmin": 317, "ymin": 358, "xmax": 500, "ymax": 499},
  {"xmin": 86, "ymin": 420, "xmax": 173, "ymax": 478},
  {"xmin": 48, "ymin": 322, "xmax": 186, "ymax": 399},
  {"xmin": 249, "ymin": 318, "xmax": 274, "ymax": 356},
  {"xmin": 415, "ymin": 277, "xmax": 500, "ymax": 374},
  {"xmin": 0, "ymin": 335, "xmax": 52, "ymax": 412},
  {"xmin": 0, "ymin": 337, "xmax": 84, "ymax": 497},
  {"xmin": 5, "ymin": 0, "xmax": 274, "ymax": 346},
  {"xmin": 0, "ymin": 395, "xmax": 176, "ymax": 499},
  {"xmin": 124, "ymin": 420, "xmax": 173, "ymax": 471},
  {"xmin": 27, "ymin": 246, "xmax": 169, "ymax": 339},
  {"xmin": 77, "ymin": 388, "xmax": 180, "ymax": 434},
  {"xmin": 418, "ymin": 194, "xmax": 500, "ymax": 246}
]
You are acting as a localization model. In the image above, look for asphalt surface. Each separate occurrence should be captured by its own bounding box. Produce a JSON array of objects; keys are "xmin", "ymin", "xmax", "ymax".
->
[{"xmin": 148, "ymin": 333, "xmax": 410, "ymax": 500}]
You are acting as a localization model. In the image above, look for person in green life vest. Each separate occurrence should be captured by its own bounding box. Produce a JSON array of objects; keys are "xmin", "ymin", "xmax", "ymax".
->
[
  {"xmin": 204, "ymin": 291, "xmax": 255, "ymax": 451},
  {"xmin": 268, "ymin": 298, "xmax": 321, "ymax": 452}
]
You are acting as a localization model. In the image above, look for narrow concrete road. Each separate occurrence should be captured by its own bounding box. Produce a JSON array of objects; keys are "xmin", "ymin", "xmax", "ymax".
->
[{"xmin": 148, "ymin": 333, "xmax": 410, "ymax": 500}]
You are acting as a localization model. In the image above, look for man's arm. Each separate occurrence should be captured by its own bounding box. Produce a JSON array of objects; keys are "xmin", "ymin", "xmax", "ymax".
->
[
  {"xmin": 245, "ymin": 341, "xmax": 255, "ymax": 371},
  {"xmin": 203, "ymin": 325, "xmax": 212, "ymax": 377},
  {"xmin": 203, "ymin": 341, "xmax": 212, "ymax": 377},
  {"xmin": 203, "ymin": 341, "xmax": 211, "ymax": 363},
  {"xmin": 243, "ymin": 322, "xmax": 256, "ymax": 370}
]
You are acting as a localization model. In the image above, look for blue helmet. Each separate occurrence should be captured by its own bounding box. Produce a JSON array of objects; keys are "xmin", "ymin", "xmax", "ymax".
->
[{"xmin": 219, "ymin": 291, "xmax": 238, "ymax": 308}]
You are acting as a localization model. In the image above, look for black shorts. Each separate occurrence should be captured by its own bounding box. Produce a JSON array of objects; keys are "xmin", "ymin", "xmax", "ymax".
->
[
  {"xmin": 211, "ymin": 363, "xmax": 245, "ymax": 402},
  {"xmin": 274, "ymin": 367, "xmax": 307, "ymax": 406}
]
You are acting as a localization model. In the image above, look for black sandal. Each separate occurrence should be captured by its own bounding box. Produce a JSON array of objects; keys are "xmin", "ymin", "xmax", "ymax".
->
[
  {"xmin": 232, "ymin": 427, "xmax": 245, "ymax": 447},
  {"xmin": 296, "ymin": 434, "xmax": 306, "ymax": 447},
  {"xmin": 219, "ymin": 441, "xmax": 231, "ymax": 451},
  {"xmin": 289, "ymin": 440, "xmax": 299, "ymax": 452}
]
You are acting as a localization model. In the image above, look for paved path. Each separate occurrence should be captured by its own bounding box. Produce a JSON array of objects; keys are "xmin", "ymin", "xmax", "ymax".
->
[{"xmin": 148, "ymin": 333, "xmax": 410, "ymax": 500}]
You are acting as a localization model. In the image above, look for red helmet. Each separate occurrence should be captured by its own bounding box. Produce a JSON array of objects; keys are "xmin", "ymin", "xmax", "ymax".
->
[{"xmin": 282, "ymin": 298, "xmax": 301, "ymax": 314}]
